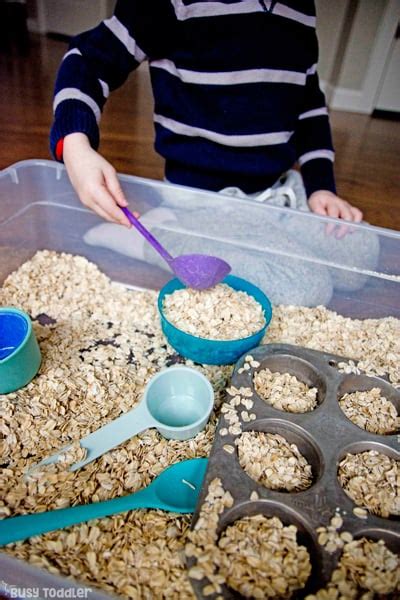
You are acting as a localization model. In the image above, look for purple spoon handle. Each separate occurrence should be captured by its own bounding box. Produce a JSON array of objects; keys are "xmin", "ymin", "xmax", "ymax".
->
[{"xmin": 121, "ymin": 207, "xmax": 173, "ymax": 264}]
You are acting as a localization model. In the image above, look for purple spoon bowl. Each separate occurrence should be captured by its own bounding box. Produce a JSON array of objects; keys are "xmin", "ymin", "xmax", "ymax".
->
[
  {"xmin": 170, "ymin": 253, "xmax": 231, "ymax": 290},
  {"xmin": 121, "ymin": 207, "xmax": 231, "ymax": 289}
]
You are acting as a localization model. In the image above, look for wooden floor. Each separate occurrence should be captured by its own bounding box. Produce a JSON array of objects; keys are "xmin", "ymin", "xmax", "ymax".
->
[{"xmin": 0, "ymin": 34, "xmax": 399, "ymax": 230}]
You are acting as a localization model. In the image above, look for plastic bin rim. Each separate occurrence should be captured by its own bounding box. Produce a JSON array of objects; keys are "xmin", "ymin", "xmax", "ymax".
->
[{"xmin": 1, "ymin": 159, "xmax": 400, "ymax": 239}]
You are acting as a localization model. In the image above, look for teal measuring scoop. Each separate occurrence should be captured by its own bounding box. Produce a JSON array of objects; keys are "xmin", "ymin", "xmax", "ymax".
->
[
  {"xmin": 27, "ymin": 366, "xmax": 214, "ymax": 473},
  {"xmin": 0, "ymin": 458, "xmax": 208, "ymax": 546},
  {"xmin": 0, "ymin": 307, "xmax": 41, "ymax": 394}
]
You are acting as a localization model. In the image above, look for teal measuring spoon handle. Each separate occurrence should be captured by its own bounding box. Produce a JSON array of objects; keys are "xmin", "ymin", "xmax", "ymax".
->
[
  {"xmin": 0, "ymin": 487, "xmax": 163, "ymax": 546},
  {"xmin": 71, "ymin": 400, "xmax": 156, "ymax": 470},
  {"xmin": 26, "ymin": 401, "xmax": 157, "ymax": 476}
]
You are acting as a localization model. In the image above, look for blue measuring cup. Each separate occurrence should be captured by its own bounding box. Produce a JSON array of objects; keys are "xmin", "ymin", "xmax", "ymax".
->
[
  {"xmin": 0, "ymin": 307, "xmax": 41, "ymax": 394},
  {"xmin": 27, "ymin": 366, "xmax": 214, "ymax": 473}
]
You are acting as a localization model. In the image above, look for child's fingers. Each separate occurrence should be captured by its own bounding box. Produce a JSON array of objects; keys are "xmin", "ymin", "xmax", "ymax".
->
[
  {"xmin": 335, "ymin": 223, "xmax": 352, "ymax": 239},
  {"xmin": 334, "ymin": 203, "xmax": 353, "ymax": 238},
  {"xmin": 309, "ymin": 201, "xmax": 327, "ymax": 216},
  {"xmin": 103, "ymin": 168, "xmax": 128, "ymax": 208},
  {"xmin": 337, "ymin": 203, "xmax": 353, "ymax": 222},
  {"xmin": 103, "ymin": 168, "xmax": 141, "ymax": 219},
  {"xmin": 324, "ymin": 203, "xmax": 339, "ymax": 235},
  {"xmin": 91, "ymin": 203, "xmax": 118, "ymax": 224},
  {"xmin": 94, "ymin": 185, "xmax": 131, "ymax": 226},
  {"xmin": 326, "ymin": 203, "xmax": 340, "ymax": 219},
  {"xmin": 309, "ymin": 200, "xmax": 334, "ymax": 235},
  {"xmin": 350, "ymin": 206, "xmax": 363, "ymax": 222},
  {"xmin": 336, "ymin": 203, "xmax": 363, "ymax": 238}
]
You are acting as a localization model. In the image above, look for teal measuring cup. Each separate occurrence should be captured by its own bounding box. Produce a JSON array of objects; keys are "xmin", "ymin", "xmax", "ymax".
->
[
  {"xmin": 0, "ymin": 458, "xmax": 208, "ymax": 546},
  {"xmin": 0, "ymin": 307, "xmax": 41, "ymax": 394},
  {"xmin": 27, "ymin": 366, "xmax": 214, "ymax": 473}
]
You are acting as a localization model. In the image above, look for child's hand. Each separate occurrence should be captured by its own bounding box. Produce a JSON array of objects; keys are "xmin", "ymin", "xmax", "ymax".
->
[
  {"xmin": 63, "ymin": 133, "xmax": 137, "ymax": 227},
  {"xmin": 308, "ymin": 190, "xmax": 363, "ymax": 238}
]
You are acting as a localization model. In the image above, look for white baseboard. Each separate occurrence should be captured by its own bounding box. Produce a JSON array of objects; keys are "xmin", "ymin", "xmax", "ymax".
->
[
  {"xmin": 320, "ymin": 79, "xmax": 371, "ymax": 114},
  {"xmin": 329, "ymin": 87, "xmax": 370, "ymax": 114},
  {"xmin": 319, "ymin": 79, "xmax": 334, "ymax": 105}
]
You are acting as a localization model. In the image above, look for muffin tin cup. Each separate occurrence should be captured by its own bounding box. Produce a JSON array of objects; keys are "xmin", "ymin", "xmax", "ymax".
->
[{"xmin": 189, "ymin": 343, "xmax": 400, "ymax": 599}]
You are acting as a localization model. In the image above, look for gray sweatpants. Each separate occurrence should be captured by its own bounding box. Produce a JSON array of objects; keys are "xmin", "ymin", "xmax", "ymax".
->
[{"xmin": 142, "ymin": 171, "xmax": 380, "ymax": 307}]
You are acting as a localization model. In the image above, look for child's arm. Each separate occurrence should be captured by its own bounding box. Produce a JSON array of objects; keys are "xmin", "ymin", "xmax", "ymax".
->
[
  {"xmin": 50, "ymin": 0, "xmax": 175, "ymax": 225},
  {"xmin": 293, "ymin": 62, "xmax": 363, "ymax": 228}
]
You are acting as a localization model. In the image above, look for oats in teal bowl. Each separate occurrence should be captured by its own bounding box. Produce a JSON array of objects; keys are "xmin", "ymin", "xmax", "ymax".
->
[{"xmin": 158, "ymin": 275, "xmax": 272, "ymax": 365}]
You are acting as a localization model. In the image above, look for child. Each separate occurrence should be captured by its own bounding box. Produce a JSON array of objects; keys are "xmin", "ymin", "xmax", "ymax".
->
[{"xmin": 50, "ymin": 0, "xmax": 378, "ymax": 306}]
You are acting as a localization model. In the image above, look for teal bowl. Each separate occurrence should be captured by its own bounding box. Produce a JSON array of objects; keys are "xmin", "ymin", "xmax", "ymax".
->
[
  {"xmin": 158, "ymin": 275, "xmax": 272, "ymax": 365},
  {"xmin": 0, "ymin": 307, "xmax": 42, "ymax": 394}
]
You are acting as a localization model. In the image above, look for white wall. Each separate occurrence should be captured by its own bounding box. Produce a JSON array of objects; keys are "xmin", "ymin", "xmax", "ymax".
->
[
  {"xmin": 315, "ymin": 0, "xmax": 350, "ymax": 83},
  {"xmin": 27, "ymin": 0, "xmax": 115, "ymax": 34},
  {"xmin": 337, "ymin": 1, "xmax": 387, "ymax": 90},
  {"xmin": 316, "ymin": 0, "xmax": 399, "ymax": 113}
]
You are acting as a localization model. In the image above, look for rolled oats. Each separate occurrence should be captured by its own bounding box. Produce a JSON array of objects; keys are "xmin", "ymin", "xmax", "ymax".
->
[
  {"xmin": 0, "ymin": 251, "xmax": 233, "ymax": 598},
  {"xmin": 162, "ymin": 284, "xmax": 266, "ymax": 340},
  {"xmin": 266, "ymin": 305, "xmax": 400, "ymax": 388},
  {"xmin": 339, "ymin": 388, "xmax": 399, "ymax": 434},
  {"xmin": 217, "ymin": 515, "xmax": 311, "ymax": 598},
  {"xmin": 316, "ymin": 514, "xmax": 348, "ymax": 554},
  {"xmin": 1, "ymin": 251, "xmax": 400, "ymax": 598},
  {"xmin": 306, "ymin": 537, "xmax": 399, "ymax": 598},
  {"xmin": 254, "ymin": 368, "xmax": 318, "ymax": 413},
  {"xmin": 187, "ymin": 480, "xmax": 311, "ymax": 599},
  {"xmin": 338, "ymin": 451, "xmax": 399, "ymax": 518},
  {"xmin": 237, "ymin": 431, "xmax": 313, "ymax": 492}
]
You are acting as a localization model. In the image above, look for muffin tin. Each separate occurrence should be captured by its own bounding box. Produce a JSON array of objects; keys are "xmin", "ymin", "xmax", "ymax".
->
[{"xmin": 189, "ymin": 343, "xmax": 400, "ymax": 599}]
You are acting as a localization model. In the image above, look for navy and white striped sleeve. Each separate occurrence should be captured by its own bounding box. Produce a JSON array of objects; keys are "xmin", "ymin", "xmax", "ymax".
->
[
  {"xmin": 50, "ymin": 0, "xmax": 174, "ymax": 159},
  {"xmin": 294, "ymin": 67, "xmax": 336, "ymax": 197}
]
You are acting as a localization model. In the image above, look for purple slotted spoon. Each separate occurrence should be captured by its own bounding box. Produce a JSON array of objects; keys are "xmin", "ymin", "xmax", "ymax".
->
[{"xmin": 121, "ymin": 207, "xmax": 231, "ymax": 289}]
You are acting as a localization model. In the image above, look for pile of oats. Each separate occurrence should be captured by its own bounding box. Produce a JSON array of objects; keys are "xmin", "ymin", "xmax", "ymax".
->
[
  {"xmin": 254, "ymin": 368, "xmax": 318, "ymax": 413},
  {"xmin": 316, "ymin": 513, "xmax": 353, "ymax": 554},
  {"xmin": 0, "ymin": 251, "xmax": 231, "ymax": 597},
  {"xmin": 306, "ymin": 537, "xmax": 400, "ymax": 599},
  {"xmin": 339, "ymin": 388, "xmax": 400, "ymax": 434},
  {"xmin": 1, "ymin": 250, "xmax": 400, "ymax": 598},
  {"xmin": 218, "ymin": 514, "xmax": 311, "ymax": 598},
  {"xmin": 338, "ymin": 450, "xmax": 399, "ymax": 518},
  {"xmin": 267, "ymin": 306, "xmax": 400, "ymax": 387},
  {"xmin": 186, "ymin": 477, "xmax": 234, "ymax": 597},
  {"xmin": 162, "ymin": 283, "xmax": 266, "ymax": 340},
  {"xmin": 337, "ymin": 360, "xmax": 362, "ymax": 375},
  {"xmin": 237, "ymin": 431, "xmax": 313, "ymax": 492},
  {"xmin": 220, "ymin": 384, "xmax": 256, "ymax": 436},
  {"xmin": 186, "ymin": 479, "xmax": 311, "ymax": 599}
]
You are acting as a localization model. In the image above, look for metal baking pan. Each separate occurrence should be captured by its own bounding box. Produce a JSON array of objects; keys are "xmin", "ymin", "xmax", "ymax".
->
[{"xmin": 189, "ymin": 343, "xmax": 400, "ymax": 599}]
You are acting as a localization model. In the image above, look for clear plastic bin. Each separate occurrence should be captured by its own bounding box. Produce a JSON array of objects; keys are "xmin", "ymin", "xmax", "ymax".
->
[
  {"xmin": 0, "ymin": 159, "xmax": 399, "ymax": 594},
  {"xmin": 1, "ymin": 159, "xmax": 399, "ymax": 318}
]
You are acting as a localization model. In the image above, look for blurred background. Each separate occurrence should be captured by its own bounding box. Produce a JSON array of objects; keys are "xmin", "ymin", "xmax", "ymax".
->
[{"xmin": 0, "ymin": 0, "xmax": 399, "ymax": 229}]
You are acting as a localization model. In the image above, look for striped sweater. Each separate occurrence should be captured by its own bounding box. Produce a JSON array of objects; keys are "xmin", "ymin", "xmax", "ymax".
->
[{"xmin": 50, "ymin": 0, "xmax": 336, "ymax": 196}]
